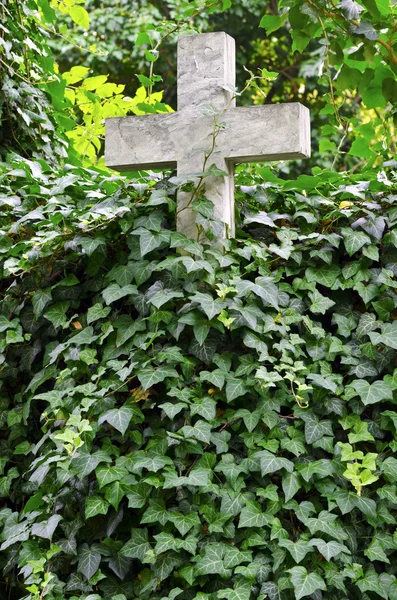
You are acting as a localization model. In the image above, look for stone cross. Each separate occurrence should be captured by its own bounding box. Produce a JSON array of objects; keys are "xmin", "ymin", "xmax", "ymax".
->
[{"xmin": 105, "ymin": 32, "xmax": 311, "ymax": 240}]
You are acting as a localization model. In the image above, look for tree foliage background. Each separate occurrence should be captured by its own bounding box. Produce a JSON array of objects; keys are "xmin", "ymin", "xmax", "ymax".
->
[{"xmin": 2, "ymin": 1, "xmax": 397, "ymax": 600}]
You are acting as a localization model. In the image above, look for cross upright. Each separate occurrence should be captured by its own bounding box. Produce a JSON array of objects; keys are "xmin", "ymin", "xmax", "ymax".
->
[{"xmin": 105, "ymin": 32, "xmax": 311, "ymax": 240}]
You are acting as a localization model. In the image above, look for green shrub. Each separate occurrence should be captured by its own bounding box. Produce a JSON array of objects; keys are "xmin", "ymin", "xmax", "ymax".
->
[{"xmin": 1, "ymin": 153, "xmax": 397, "ymax": 600}]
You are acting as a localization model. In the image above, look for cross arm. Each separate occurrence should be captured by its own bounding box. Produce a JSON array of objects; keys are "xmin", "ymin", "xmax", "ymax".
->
[
  {"xmin": 105, "ymin": 112, "xmax": 180, "ymax": 171},
  {"xmin": 220, "ymin": 103, "xmax": 310, "ymax": 164}
]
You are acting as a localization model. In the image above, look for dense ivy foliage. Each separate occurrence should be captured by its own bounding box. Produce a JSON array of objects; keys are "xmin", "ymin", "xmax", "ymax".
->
[
  {"xmin": 3, "ymin": 153, "xmax": 397, "ymax": 600},
  {"xmin": 2, "ymin": 1, "xmax": 397, "ymax": 600}
]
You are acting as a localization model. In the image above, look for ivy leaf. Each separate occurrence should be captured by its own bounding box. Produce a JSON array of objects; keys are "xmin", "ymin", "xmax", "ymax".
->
[
  {"xmin": 182, "ymin": 420, "xmax": 212, "ymax": 444},
  {"xmin": 137, "ymin": 366, "xmax": 178, "ymax": 391},
  {"xmin": 141, "ymin": 499, "xmax": 169, "ymax": 525},
  {"xmin": 369, "ymin": 322, "xmax": 397, "ymax": 350},
  {"xmin": 190, "ymin": 337, "xmax": 217, "ymax": 364},
  {"xmin": 85, "ymin": 495, "xmax": 109, "ymax": 519},
  {"xmin": 254, "ymin": 450, "xmax": 294, "ymax": 476},
  {"xmin": 342, "ymin": 229, "xmax": 371, "ymax": 256},
  {"xmin": 102, "ymin": 283, "xmax": 137, "ymax": 305},
  {"xmin": 44, "ymin": 302, "xmax": 70, "ymax": 328},
  {"xmin": 200, "ymin": 369, "xmax": 226, "ymax": 389},
  {"xmin": 364, "ymin": 538, "xmax": 390, "ymax": 563},
  {"xmin": 98, "ymin": 407, "xmax": 136, "ymax": 435},
  {"xmin": 235, "ymin": 277, "xmax": 279, "ymax": 309},
  {"xmin": 302, "ymin": 414, "xmax": 333, "ymax": 443},
  {"xmin": 351, "ymin": 379, "xmax": 393, "ymax": 405},
  {"xmin": 31, "ymin": 514, "xmax": 62, "ymax": 539},
  {"xmin": 282, "ymin": 471, "xmax": 301, "ymax": 502},
  {"xmin": 190, "ymin": 397, "xmax": 216, "ymax": 421},
  {"xmin": 279, "ymin": 539, "xmax": 314, "ymax": 564},
  {"xmin": 307, "ymin": 373, "xmax": 337, "ymax": 393},
  {"xmin": 153, "ymin": 532, "xmax": 176, "ymax": 554},
  {"xmin": 217, "ymin": 580, "xmax": 252, "ymax": 600},
  {"xmin": 306, "ymin": 265, "xmax": 340, "ymax": 288},
  {"xmin": 32, "ymin": 288, "xmax": 52, "ymax": 319},
  {"xmin": 308, "ymin": 289, "xmax": 335, "ymax": 314},
  {"xmin": 191, "ymin": 292, "xmax": 225, "ymax": 320},
  {"xmin": 95, "ymin": 465, "xmax": 127, "ymax": 488},
  {"xmin": 288, "ymin": 566, "xmax": 327, "ymax": 599},
  {"xmin": 126, "ymin": 483, "xmax": 151, "ymax": 509},
  {"xmin": 159, "ymin": 401, "xmax": 187, "ymax": 420},
  {"xmin": 77, "ymin": 544, "xmax": 101, "ymax": 580},
  {"xmin": 72, "ymin": 451, "xmax": 112, "ymax": 480},
  {"xmin": 87, "ymin": 303, "xmax": 111, "ymax": 324},
  {"xmin": 381, "ymin": 457, "xmax": 397, "ymax": 479},
  {"xmin": 341, "ymin": 0, "xmax": 365, "ymax": 19},
  {"xmin": 309, "ymin": 538, "xmax": 350, "ymax": 561},
  {"xmin": 238, "ymin": 501, "xmax": 272, "ymax": 528},
  {"xmin": 259, "ymin": 13, "xmax": 288, "ymax": 34},
  {"xmin": 169, "ymin": 512, "xmax": 200, "ymax": 536},
  {"xmin": 109, "ymin": 553, "xmax": 132, "ymax": 580},
  {"xmin": 120, "ymin": 528, "xmax": 151, "ymax": 560},
  {"xmin": 226, "ymin": 378, "xmax": 247, "ymax": 402}
]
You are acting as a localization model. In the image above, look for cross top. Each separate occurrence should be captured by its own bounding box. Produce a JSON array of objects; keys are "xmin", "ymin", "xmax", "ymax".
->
[{"xmin": 105, "ymin": 32, "xmax": 311, "ymax": 240}]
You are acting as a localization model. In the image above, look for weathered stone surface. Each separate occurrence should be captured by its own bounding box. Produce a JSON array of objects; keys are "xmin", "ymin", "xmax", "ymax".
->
[{"xmin": 105, "ymin": 31, "xmax": 311, "ymax": 240}]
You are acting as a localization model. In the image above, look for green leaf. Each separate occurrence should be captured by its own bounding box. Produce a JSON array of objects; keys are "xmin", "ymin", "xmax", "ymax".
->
[
  {"xmin": 306, "ymin": 265, "xmax": 341, "ymax": 288},
  {"xmin": 98, "ymin": 407, "xmax": 137, "ymax": 435},
  {"xmin": 137, "ymin": 366, "xmax": 178, "ymax": 391},
  {"xmin": 105, "ymin": 481, "xmax": 125, "ymax": 510},
  {"xmin": 381, "ymin": 457, "xmax": 397, "ymax": 479},
  {"xmin": 72, "ymin": 452, "xmax": 112, "ymax": 480},
  {"xmin": 364, "ymin": 538, "xmax": 390, "ymax": 563},
  {"xmin": 134, "ymin": 229, "xmax": 169, "ymax": 257},
  {"xmin": 303, "ymin": 414, "xmax": 333, "ymax": 444},
  {"xmin": 190, "ymin": 397, "xmax": 216, "ymax": 421},
  {"xmin": 169, "ymin": 512, "xmax": 200, "ymax": 536},
  {"xmin": 78, "ymin": 544, "xmax": 101, "ymax": 580},
  {"xmin": 200, "ymin": 369, "xmax": 227, "ymax": 389},
  {"xmin": 309, "ymin": 538, "xmax": 350, "ymax": 561},
  {"xmin": 31, "ymin": 514, "xmax": 62, "ymax": 539},
  {"xmin": 109, "ymin": 553, "xmax": 132, "ymax": 579},
  {"xmin": 153, "ymin": 532, "xmax": 176, "ymax": 554},
  {"xmin": 254, "ymin": 450, "xmax": 294, "ymax": 476},
  {"xmin": 141, "ymin": 499, "xmax": 169, "ymax": 525},
  {"xmin": 126, "ymin": 483, "xmax": 151, "ymax": 508},
  {"xmin": 259, "ymin": 13, "xmax": 288, "ymax": 34},
  {"xmin": 351, "ymin": 379, "xmax": 393, "ymax": 406},
  {"xmin": 87, "ymin": 303, "xmax": 111, "ymax": 324},
  {"xmin": 32, "ymin": 288, "xmax": 52, "ymax": 319},
  {"xmin": 85, "ymin": 495, "xmax": 109, "ymax": 519},
  {"xmin": 308, "ymin": 289, "xmax": 335, "ymax": 314},
  {"xmin": 95, "ymin": 465, "xmax": 127, "ymax": 488},
  {"xmin": 159, "ymin": 402, "xmax": 187, "ymax": 420},
  {"xmin": 282, "ymin": 471, "xmax": 301, "ymax": 502},
  {"xmin": 341, "ymin": 0, "xmax": 364, "ymax": 19},
  {"xmin": 70, "ymin": 5, "xmax": 90, "ymax": 29},
  {"xmin": 102, "ymin": 283, "xmax": 137, "ymax": 305},
  {"xmin": 238, "ymin": 501, "xmax": 272, "ymax": 528},
  {"xmin": 369, "ymin": 322, "xmax": 397, "ymax": 350},
  {"xmin": 121, "ymin": 528, "xmax": 151, "ymax": 560},
  {"xmin": 288, "ymin": 566, "xmax": 327, "ymax": 599},
  {"xmin": 235, "ymin": 277, "xmax": 279, "ymax": 309},
  {"xmin": 182, "ymin": 420, "xmax": 212, "ymax": 444},
  {"xmin": 191, "ymin": 292, "xmax": 225, "ymax": 320},
  {"xmin": 44, "ymin": 302, "xmax": 70, "ymax": 328},
  {"xmin": 342, "ymin": 229, "xmax": 371, "ymax": 256},
  {"xmin": 279, "ymin": 539, "xmax": 314, "ymax": 564},
  {"xmin": 217, "ymin": 580, "xmax": 252, "ymax": 600},
  {"xmin": 225, "ymin": 378, "xmax": 247, "ymax": 402}
]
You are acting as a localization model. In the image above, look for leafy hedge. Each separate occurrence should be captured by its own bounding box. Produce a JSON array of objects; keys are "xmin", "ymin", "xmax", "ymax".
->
[{"xmin": 2, "ymin": 151, "xmax": 397, "ymax": 600}]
